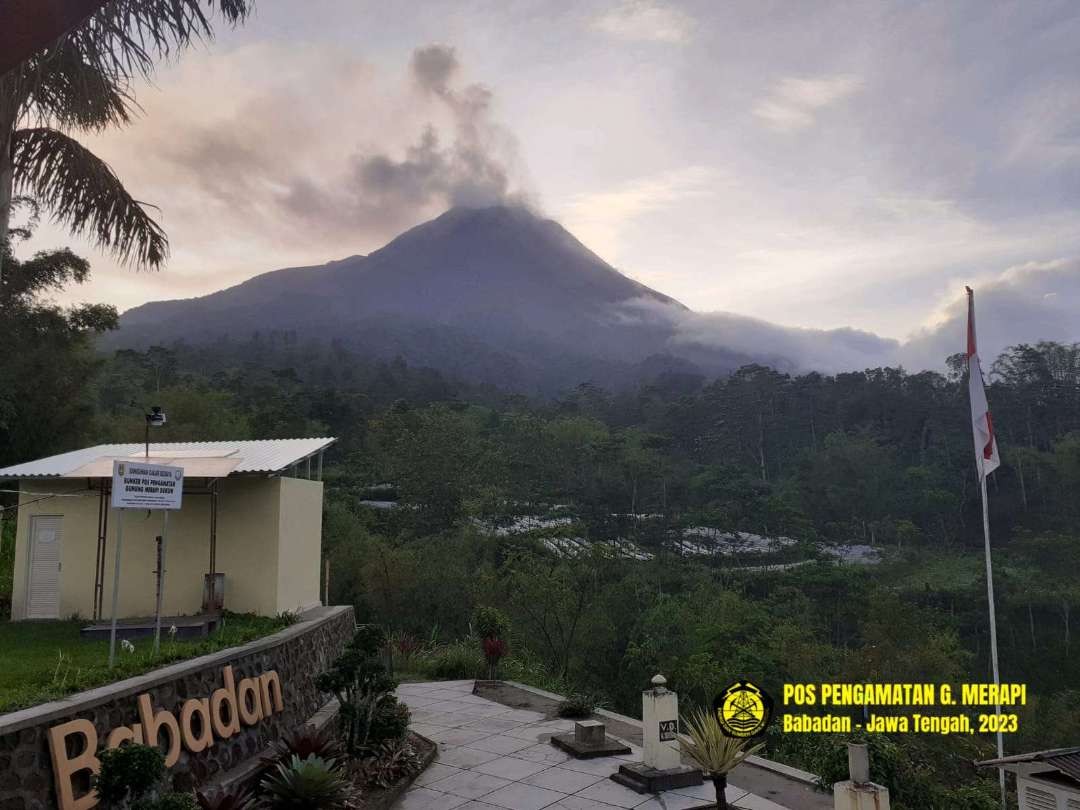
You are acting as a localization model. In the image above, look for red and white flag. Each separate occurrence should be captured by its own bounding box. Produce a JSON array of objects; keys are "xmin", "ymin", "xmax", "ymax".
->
[{"xmin": 966, "ymin": 287, "xmax": 1000, "ymax": 479}]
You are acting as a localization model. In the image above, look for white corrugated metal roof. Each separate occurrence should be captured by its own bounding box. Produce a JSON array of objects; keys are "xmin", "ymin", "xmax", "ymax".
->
[{"xmin": 0, "ymin": 438, "xmax": 336, "ymax": 479}]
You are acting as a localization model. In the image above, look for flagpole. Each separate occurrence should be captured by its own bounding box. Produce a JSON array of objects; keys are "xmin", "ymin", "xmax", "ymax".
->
[
  {"xmin": 978, "ymin": 471, "xmax": 1006, "ymax": 809},
  {"xmin": 967, "ymin": 286, "xmax": 1005, "ymax": 810}
]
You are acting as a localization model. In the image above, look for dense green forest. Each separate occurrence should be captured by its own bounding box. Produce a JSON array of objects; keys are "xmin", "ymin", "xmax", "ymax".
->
[{"xmin": 3, "ymin": 251, "xmax": 1080, "ymax": 809}]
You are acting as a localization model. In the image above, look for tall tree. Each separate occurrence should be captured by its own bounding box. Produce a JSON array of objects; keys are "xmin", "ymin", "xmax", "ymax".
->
[{"xmin": 0, "ymin": 237, "xmax": 116, "ymax": 463}]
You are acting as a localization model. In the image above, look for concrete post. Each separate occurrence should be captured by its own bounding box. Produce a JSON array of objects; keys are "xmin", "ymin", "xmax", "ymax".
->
[
  {"xmin": 833, "ymin": 742, "xmax": 890, "ymax": 810},
  {"xmin": 642, "ymin": 674, "xmax": 681, "ymax": 771}
]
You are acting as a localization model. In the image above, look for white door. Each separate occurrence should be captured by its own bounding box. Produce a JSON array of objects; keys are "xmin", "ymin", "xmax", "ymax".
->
[{"xmin": 27, "ymin": 515, "xmax": 62, "ymax": 619}]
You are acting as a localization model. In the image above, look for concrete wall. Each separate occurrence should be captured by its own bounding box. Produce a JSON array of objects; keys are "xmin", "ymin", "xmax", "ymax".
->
[
  {"xmin": 275, "ymin": 478, "xmax": 323, "ymax": 615},
  {"xmin": 12, "ymin": 476, "xmax": 323, "ymax": 620},
  {"xmin": 0, "ymin": 606, "xmax": 354, "ymax": 810}
]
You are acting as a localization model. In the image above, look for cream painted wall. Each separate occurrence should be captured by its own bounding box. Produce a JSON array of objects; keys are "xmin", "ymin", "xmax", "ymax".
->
[
  {"xmin": 12, "ymin": 480, "xmax": 98, "ymax": 620},
  {"xmin": 275, "ymin": 478, "xmax": 323, "ymax": 614},
  {"xmin": 214, "ymin": 476, "xmax": 282, "ymax": 616},
  {"xmin": 12, "ymin": 475, "xmax": 325, "ymax": 621}
]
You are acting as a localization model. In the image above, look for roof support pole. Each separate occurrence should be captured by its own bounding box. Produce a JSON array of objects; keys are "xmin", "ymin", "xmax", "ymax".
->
[
  {"xmin": 207, "ymin": 480, "xmax": 218, "ymax": 613},
  {"xmin": 93, "ymin": 483, "xmax": 107, "ymax": 620},
  {"xmin": 107, "ymin": 508, "xmax": 125, "ymax": 667},
  {"xmin": 317, "ymin": 451, "xmax": 323, "ymax": 481},
  {"xmin": 306, "ymin": 456, "xmax": 311, "ymax": 479},
  {"xmin": 152, "ymin": 510, "xmax": 169, "ymax": 656}
]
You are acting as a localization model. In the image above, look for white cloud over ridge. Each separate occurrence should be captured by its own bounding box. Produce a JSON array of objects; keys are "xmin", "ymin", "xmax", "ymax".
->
[
  {"xmin": 752, "ymin": 75, "xmax": 863, "ymax": 133},
  {"xmin": 591, "ymin": 0, "xmax": 694, "ymax": 43}
]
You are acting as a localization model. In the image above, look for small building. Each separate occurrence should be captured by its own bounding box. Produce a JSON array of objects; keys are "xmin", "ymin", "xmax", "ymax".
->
[
  {"xmin": 0, "ymin": 439, "xmax": 335, "ymax": 621},
  {"xmin": 976, "ymin": 747, "xmax": 1080, "ymax": 810}
]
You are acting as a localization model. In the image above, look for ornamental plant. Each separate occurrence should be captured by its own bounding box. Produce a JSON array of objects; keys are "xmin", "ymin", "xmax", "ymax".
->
[
  {"xmin": 472, "ymin": 606, "xmax": 510, "ymax": 680},
  {"xmin": 95, "ymin": 744, "xmax": 166, "ymax": 809},
  {"xmin": 260, "ymin": 755, "xmax": 352, "ymax": 810},
  {"xmin": 679, "ymin": 707, "xmax": 763, "ymax": 810},
  {"xmin": 315, "ymin": 625, "xmax": 410, "ymax": 756}
]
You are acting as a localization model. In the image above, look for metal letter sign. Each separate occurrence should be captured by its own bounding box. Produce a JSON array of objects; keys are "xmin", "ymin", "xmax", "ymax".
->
[
  {"xmin": 658, "ymin": 719, "xmax": 678, "ymax": 741},
  {"xmin": 111, "ymin": 460, "xmax": 184, "ymax": 510}
]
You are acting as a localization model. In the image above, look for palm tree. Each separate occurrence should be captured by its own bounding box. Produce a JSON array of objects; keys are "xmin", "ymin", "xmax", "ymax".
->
[
  {"xmin": 679, "ymin": 708, "xmax": 763, "ymax": 810},
  {"xmin": 0, "ymin": 0, "xmax": 253, "ymax": 280}
]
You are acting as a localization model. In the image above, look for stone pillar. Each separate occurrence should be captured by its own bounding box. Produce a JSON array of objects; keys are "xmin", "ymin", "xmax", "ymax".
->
[
  {"xmin": 833, "ymin": 743, "xmax": 890, "ymax": 810},
  {"xmin": 642, "ymin": 674, "xmax": 681, "ymax": 771}
]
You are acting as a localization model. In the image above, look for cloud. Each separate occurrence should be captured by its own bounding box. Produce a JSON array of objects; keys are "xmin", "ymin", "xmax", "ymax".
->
[
  {"xmin": 611, "ymin": 257, "xmax": 1080, "ymax": 376},
  {"xmin": 901, "ymin": 259, "xmax": 1080, "ymax": 371},
  {"xmin": 752, "ymin": 75, "xmax": 862, "ymax": 133},
  {"xmin": 591, "ymin": 0, "xmax": 694, "ymax": 43},
  {"xmin": 559, "ymin": 166, "xmax": 716, "ymax": 261},
  {"xmin": 612, "ymin": 297, "xmax": 900, "ymax": 374}
]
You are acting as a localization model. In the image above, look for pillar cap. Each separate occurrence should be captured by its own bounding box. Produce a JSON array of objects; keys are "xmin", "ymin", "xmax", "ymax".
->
[{"xmin": 651, "ymin": 674, "xmax": 667, "ymax": 687}]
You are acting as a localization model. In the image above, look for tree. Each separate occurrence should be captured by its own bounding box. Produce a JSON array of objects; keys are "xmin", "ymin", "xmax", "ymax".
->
[
  {"xmin": 0, "ymin": 0, "xmax": 253, "ymax": 278},
  {"xmin": 0, "ymin": 237, "xmax": 116, "ymax": 464}
]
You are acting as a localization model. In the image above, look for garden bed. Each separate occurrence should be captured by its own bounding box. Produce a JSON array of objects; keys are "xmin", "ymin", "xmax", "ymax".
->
[
  {"xmin": 354, "ymin": 731, "xmax": 436, "ymax": 809},
  {"xmin": 0, "ymin": 612, "xmax": 293, "ymax": 713}
]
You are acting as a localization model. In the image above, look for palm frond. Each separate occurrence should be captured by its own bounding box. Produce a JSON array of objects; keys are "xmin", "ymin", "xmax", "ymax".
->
[
  {"xmin": 17, "ymin": 40, "xmax": 135, "ymax": 130},
  {"xmin": 4, "ymin": 0, "xmax": 252, "ymax": 130},
  {"xmin": 73, "ymin": 0, "xmax": 254, "ymax": 82},
  {"xmin": 678, "ymin": 707, "xmax": 764, "ymax": 778},
  {"xmin": 12, "ymin": 127, "xmax": 168, "ymax": 269}
]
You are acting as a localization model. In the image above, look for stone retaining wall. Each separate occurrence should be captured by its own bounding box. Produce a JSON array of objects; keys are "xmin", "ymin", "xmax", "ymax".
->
[{"xmin": 0, "ymin": 605, "xmax": 354, "ymax": 810}]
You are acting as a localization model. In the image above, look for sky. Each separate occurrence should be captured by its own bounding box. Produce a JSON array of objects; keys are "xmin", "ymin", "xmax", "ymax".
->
[{"xmin": 23, "ymin": 0, "xmax": 1080, "ymax": 369}]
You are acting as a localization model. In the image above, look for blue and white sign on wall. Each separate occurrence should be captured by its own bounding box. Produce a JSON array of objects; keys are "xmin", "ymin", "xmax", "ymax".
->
[{"xmin": 111, "ymin": 460, "xmax": 184, "ymax": 510}]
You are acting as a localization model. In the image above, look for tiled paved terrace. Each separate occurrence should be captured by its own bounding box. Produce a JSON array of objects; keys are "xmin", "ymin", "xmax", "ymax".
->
[{"xmin": 395, "ymin": 680, "xmax": 790, "ymax": 810}]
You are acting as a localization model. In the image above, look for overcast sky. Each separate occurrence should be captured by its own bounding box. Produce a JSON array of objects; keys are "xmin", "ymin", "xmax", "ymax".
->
[{"xmin": 26, "ymin": 0, "xmax": 1080, "ymax": 367}]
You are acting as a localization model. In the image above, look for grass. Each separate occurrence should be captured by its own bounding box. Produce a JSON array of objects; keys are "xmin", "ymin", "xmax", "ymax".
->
[{"xmin": 0, "ymin": 612, "xmax": 294, "ymax": 714}]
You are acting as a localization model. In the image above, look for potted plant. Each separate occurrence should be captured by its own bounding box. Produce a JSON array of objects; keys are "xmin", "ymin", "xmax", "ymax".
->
[{"xmin": 679, "ymin": 708, "xmax": 763, "ymax": 810}]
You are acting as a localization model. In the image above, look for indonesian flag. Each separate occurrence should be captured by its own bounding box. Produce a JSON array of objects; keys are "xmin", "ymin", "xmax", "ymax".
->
[{"xmin": 966, "ymin": 287, "xmax": 1000, "ymax": 479}]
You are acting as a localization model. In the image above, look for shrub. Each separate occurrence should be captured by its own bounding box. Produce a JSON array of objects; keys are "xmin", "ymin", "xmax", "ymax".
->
[
  {"xmin": 556, "ymin": 691, "xmax": 606, "ymax": 719},
  {"xmin": 95, "ymin": 744, "xmax": 166, "ymax": 808},
  {"xmin": 260, "ymin": 755, "xmax": 353, "ymax": 809},
  {"xmin": 137, "ymin": 795, "xmax": 198, "ymax": 810},
  {"xmin": 481, "ymin": 636, "xmax": 509, "ymax": 680},
  {"xmin": 413, "ymin": 640, "xmax": 485, "ymax": 680},
  {"xmin": 263, "ymin": 725, "xmax": 345, "ymax": 771},
  {"xmin": 369, "ymin": 700, "xmax": 410, "ymax": 745},
  {"xmin": 193, "ymin": 785, "xmax": 256, "ymax": 810},
  {"xmin": 472, "ymin": 606, "xmax": 509, "ymax": 640},
  {"xmin": 357, "ymin": 739, "xmax": 422, "ymax": 789},
  {"xmin": 315, "ymin": 624, "xmax": 409, "ymax": 755}
]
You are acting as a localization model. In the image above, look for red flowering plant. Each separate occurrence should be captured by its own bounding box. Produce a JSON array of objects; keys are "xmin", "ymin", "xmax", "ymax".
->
[{"xmin": 473, "ymin": 607, "xmax": 510, "ymax": 680}]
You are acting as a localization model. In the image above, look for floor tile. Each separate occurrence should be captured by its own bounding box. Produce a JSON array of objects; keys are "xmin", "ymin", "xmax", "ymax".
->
[
  {"xmin": 546, "ymin": 799, "xmax": 624, "ymax": 810},
  {"xmin": 634, "ymin": 792, "xmax": 708, "ymax": 810},
  {"xmin": 464, "ymin": 717, "xmax": 527, "ymax": 733},
  {"xmin": 736, "ymin": 794, "xmax": 789, "ymax": 810},
  {"xmin": 472, "ymin": 754, "xmax": 552, "ymax": 781},
  {"xmin": 438, "ymin": 746, "xmax": 503, "ymax": 769},
  {"xmin": 556, "ymin": 756, "xmax": 624, "ymax": 777},
  {"xmin": 522, "ymin": 765, "xmax": 605, "ymax": 793},
  {"xmin": 429, "ymin": 727, "xmax": 491, "ymax": 746},
  {"xmin": 431, "ymin": 769, "xmax": 513, "ymax": 800},
  {"xmin": 481, "ymin": 782, "xmax": 568, "ymax": 810},
  {"xmin": 572, "ymin": 778, "xmax": 650, "ymax": 808},
  {"xmin": 510, "ymin": 743, "xmax": 572, "ymax": 765},
  {"xmin": 469, "ymin": 734, "xmax": 536, "ymax": 755},
  {"xmin": 412, "ymin": 762, "xmax": 462, "ymax": 786},
  {"xmin": 396, "ymin": 787, "xmax": 470, "ymax": 809}
]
